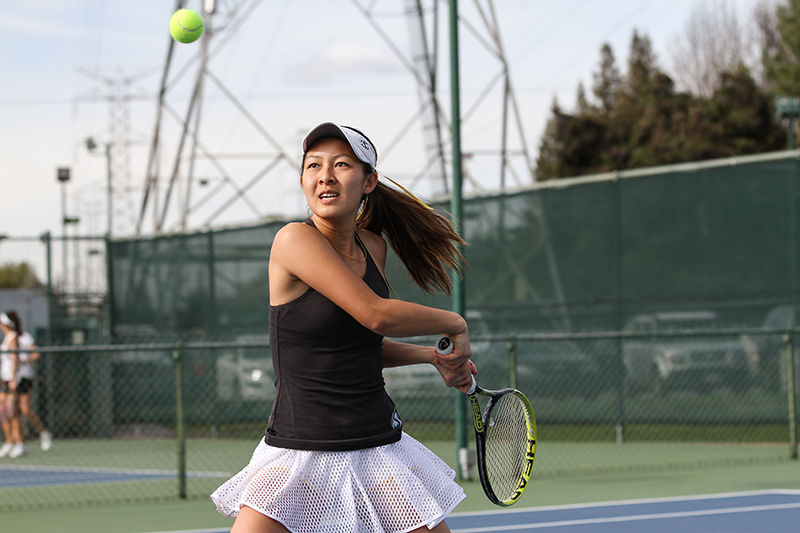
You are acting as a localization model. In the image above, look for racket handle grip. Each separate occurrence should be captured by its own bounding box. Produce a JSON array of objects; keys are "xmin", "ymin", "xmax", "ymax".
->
[
  {"xmin": 435, "ymin": 335, "xmax": 453, "ymax": 355},
  {"xmin": 467, "ymin": 375, "xmax": 477, "ymax": 395}
]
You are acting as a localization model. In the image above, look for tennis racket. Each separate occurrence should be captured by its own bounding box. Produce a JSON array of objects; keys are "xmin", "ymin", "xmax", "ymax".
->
[{"xmin": 436, "ymin": 335, "xmax": 537, "ymax": 506}]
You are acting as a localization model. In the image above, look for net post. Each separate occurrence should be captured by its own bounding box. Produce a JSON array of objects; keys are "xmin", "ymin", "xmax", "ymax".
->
[
  {"xmin": 173, "ymin": 342, "xmax": 187, "ymax": 498},
  {"xmin": 786, "ymin": 333, "xmax": 798, "ymax": 459}
]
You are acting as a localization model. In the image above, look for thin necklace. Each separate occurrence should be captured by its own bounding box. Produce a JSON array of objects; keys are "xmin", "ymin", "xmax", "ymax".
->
[{"xmin": 335, "ymin": 247, "xmax": 365, "ymax": 261}]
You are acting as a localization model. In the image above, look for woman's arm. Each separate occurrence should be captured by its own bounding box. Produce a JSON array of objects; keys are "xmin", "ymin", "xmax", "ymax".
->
[
  {"xmin": 270, "ymin": 223, "xmax": 469, "ymax": 341},
  {"xmin": 27, "ymin": 342, "xmax": 40, "ymax": 362},
  {"xmin": 382, "ymin": 339, "xmax": 435, "ymax": 368}
]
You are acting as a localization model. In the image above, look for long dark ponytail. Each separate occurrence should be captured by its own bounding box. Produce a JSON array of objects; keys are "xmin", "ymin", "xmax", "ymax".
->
[
  {"xmin": 4, "ymin": 310, "xmax": 22, "ymax": 337},
  {"xmin": 357, "ymin": 180, "xmax": 466, "ymax": 294}
]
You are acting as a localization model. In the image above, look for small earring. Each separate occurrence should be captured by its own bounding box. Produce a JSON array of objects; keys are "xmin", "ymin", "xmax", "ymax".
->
[{"xmin": 356, "ymin": 196, "xmax": 368, "ymax": 221}]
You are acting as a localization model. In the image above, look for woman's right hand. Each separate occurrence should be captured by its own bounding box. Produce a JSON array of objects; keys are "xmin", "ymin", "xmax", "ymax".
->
[{"xmin": 436, "ymin": 329, "xmax": 472, "ymax": 369}]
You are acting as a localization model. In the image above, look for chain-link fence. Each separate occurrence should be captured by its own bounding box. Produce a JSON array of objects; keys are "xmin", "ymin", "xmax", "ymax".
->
[{"xmin": 1, "ymin": 327, "xmax": 797, "ymax": 510}]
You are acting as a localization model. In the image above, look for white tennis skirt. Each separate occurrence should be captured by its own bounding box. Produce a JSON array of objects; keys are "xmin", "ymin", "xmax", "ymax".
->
[{"xmin": 211, "ymin": 432, "xmax": 465, "ymax": 533}]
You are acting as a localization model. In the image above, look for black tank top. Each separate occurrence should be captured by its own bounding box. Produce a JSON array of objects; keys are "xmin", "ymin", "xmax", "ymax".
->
[{"xmin": 264, "ymin": 221, "xmax": 402, "ymax": 451}]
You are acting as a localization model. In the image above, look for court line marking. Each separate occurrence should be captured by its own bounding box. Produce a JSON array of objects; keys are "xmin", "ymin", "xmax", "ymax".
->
[
  {"xmin": 447, "ymin": 488, "xmax": 800, "ymax": 518},
  {"xmin": 450, "ymin": 502, "xmax": 800, "ymax": 532},
  {"xmin": 141, "ymin": 530, "xmax": 226, "ymax": 533},
  {"xmin": 0, "ymin": 464, "xmax": 231, "ymax": 477},
  {"xmin": 141, "ymin": 489, "xmax": 800, "ymax": 533}
]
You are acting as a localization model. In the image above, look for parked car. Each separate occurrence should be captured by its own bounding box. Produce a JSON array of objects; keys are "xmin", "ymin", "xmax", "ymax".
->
[
  {"xmin": 463, "ymin": 311, "xmax": 602, "ymax": 398},
  {"xmin": 622, "ymin": 311, "xmax": 752, "ymax": 393},
  {"xmin": 513, "ymin": 336, "xmax": 603, "ymax": 398},
  {"xmin": 740, "ymin": 304, "xmax": 796, "ymax": 392},
  {"xmin": 216, "ymin": 335, "xmax": 273, "ymax": 402}
]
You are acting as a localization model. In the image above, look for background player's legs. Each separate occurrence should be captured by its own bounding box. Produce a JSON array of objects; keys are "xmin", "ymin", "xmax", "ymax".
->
[
  {"xmin": 10, "ymin": 410, "xmax": 24, "ymax": 448},
  {"xmin": 0, "ymin": 390, "xmax": 23, "ymax": 457},
  {"xmin": 18, "ymin": 390, "xmax": 51, "ymax": 450},
  {"xmin": 0, "ymin": 390, "xmax": 11, "ymax": 456}
]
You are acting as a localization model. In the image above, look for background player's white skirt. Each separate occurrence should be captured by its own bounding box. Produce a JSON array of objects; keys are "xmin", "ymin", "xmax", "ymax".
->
[{"xmin": 211, "ymin": 432, "xmax": 465, "ymax": 533}]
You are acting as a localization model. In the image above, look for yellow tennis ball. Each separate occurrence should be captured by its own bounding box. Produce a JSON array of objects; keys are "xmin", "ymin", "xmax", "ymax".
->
[{"xmin": 169, "ymin": 9, "xmax": 204, "ymax": 44}]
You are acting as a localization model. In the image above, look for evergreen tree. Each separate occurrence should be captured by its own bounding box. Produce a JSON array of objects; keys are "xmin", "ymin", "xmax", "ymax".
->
[
  {"xmin": 534, "ymin": 27, "xmax": 786, "ymax": 180},
  {"xmin": 704, "ymin": 66, "xmax": 785, "ymax": 156},
  {"xmin": 592, "ymin": 43, "xmax": 621, "ymax": 116},
  {"xmin": 766, "ymin": 0, "xmax": 800, "ymax": 96},
  {"xmin": 575, "ymin": 82, "xmax": 591, "ymax": 114},
  {"xmin": 535, "ymin": 98, "xmax": 566, "ymax": 180},
  {"xmin": 0, "ymin": 262, "xmax": 43, "ymax": 289}
]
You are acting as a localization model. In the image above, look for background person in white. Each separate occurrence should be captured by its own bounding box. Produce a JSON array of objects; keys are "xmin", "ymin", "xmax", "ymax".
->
[
  {"xmin": 16, "ymin": 322, "xmax": 52, "ymax": 451},
  {"xmin": 0, "ymin": 311, "xmax": 24, "ymax": 457},
  {"xmin": 0, "ymin": 311, "xmax": 51, "ymax": 458}
]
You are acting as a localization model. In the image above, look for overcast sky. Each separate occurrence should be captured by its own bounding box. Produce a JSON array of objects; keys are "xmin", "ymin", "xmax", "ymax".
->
[{"xmin": 0, "ymin": 0, "xmax": 770, "ymax": 288}]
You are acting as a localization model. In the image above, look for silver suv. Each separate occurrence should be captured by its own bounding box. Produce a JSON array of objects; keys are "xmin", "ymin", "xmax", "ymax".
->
[{"xmin": 622, "ymin": 311, "xmax": 752, "ymax": 392}]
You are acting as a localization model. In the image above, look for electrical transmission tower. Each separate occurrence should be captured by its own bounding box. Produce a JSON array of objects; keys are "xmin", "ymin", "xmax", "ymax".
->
[
  {"xmin": 355, "ymin": 0, "xmax": 538, "ymax": 196},
  {"xmin": 77, "ymin": 65, "xmax": 155, "ymax": 236},
  {"xmin": 139, "ymin": 0, "xmax": 541, "ymax": 236}
]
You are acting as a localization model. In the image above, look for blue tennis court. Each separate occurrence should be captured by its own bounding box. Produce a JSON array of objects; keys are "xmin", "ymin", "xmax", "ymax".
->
[
  {"xmin": 0, "ymin": 465, "xmax": 228, "ymax": 488},
  {"xmin": 150, "ymin": 490, "xmax": 799, "ymax": 533},
  {"xmin": 443, "ymin": 490, "xmax": 800, "ymax": 532}
]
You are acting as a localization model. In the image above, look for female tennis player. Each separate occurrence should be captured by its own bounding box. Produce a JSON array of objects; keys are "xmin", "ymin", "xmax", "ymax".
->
[{"xmin": 211, "ymin": 122, "xmax": 476, "ymax": 533}]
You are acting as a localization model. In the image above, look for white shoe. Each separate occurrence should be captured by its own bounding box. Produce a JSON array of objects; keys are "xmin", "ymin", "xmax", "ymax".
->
[
  {"xmin": 9, "ymin": 443, "xmax": 26, "ymax": 458},
  {"xmin": 0, "ymin": 442, "xmax": 11, "ymax": 458},
  {"xmin": 41, "ymin": 431, "xmax": 52, "ymax": 451}
]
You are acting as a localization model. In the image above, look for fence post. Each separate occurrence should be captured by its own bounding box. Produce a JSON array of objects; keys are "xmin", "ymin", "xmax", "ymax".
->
[
  {"xmin": 507, "ymin": 337, "xmax": 517, "ymax": 389},
  {"xmin": 173, "ymin": 343, "xmax": 187, "ymax": 498},
  {"xmin": 89, "ymin": 349, "xmax": 113, "ymax": 437},
  {"xmin": 786, "ymin": 333, "xmax": 798, "ymax": 459},
  {"xmin": 615, "ymin": 332, "xmax": 626, "ymax": 444}
]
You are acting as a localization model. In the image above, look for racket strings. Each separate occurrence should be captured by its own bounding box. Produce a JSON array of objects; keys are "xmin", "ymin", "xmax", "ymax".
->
[{"xmin": 484, "ymin": 394, "xmax": 529, "ymax": 501}]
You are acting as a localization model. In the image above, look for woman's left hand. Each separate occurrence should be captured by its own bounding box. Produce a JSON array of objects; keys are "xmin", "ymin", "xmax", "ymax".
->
[{"xmin": 432, "ymin": 358, "xmax": 477, "ymax": 393}]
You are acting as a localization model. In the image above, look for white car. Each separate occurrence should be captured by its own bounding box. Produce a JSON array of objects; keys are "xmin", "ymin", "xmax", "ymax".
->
[
  {"xmin": 622, "ymin": 311, "xmax": 752, "ymax": 393},
  {"xmin": 740, "ymin": 304, "xmax": 797, "ymax": 392},
  {"xmin": 216, "ymin": 335, "xmax": 274, "ymax": 402}
]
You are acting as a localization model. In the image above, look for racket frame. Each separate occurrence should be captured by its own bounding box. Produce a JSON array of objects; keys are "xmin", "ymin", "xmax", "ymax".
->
[{"xmin": 468, "ymin": 383, "xmax": 536, "ymax": 506}]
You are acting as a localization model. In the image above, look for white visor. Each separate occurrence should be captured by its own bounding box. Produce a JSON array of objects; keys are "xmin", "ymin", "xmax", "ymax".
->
[{"xmin": 302, "ymin": 122, "xmax": 377, "ymax": 169}]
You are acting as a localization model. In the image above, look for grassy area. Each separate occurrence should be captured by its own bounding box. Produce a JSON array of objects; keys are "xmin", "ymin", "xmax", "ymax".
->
[
  {"xmin": 1, "ymin": 433, "xmax": 794, "ymax": 511},
  {"xmin": 540, "ymin": 423, "xmax": 793, "ymax": 442}
]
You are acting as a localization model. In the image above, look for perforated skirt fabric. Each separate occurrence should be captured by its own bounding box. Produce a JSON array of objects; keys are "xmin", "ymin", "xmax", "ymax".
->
[{"xmin": 211, "ymin": 433, "xmax": 465, "ymax": 533}]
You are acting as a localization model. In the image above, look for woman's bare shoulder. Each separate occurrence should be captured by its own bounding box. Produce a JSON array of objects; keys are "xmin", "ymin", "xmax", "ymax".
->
[
  {"xmin": 273, "ymin": 222, "xmax": 318, "ymax": 250},
  {"xmin": 357, "ymin": 228, "xmax": 386, "ymax": 251}
]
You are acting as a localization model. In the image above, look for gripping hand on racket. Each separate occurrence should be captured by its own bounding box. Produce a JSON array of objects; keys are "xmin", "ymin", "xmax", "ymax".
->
[{"xmin": 432, "ymin": 331, "xmax": 476, "ymax": 393}]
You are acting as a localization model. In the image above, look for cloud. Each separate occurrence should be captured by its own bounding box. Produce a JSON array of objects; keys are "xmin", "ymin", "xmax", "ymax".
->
[
  {"xmin": 0, "ymin": 12, "xmax": 86, "ymax": 39},
  {"xmin": 286, "ymin": 41, "xmax": 403, "ymax": 84}
]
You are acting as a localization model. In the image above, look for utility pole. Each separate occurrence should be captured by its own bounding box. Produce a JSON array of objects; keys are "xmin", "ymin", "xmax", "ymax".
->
[
  {"xmin": 56, "ymin": 167, "xmax": 71, "ymax": 290},
  {"xmin": 776, "ymin": 96, "xmax": 800, "ymax": 149}
]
